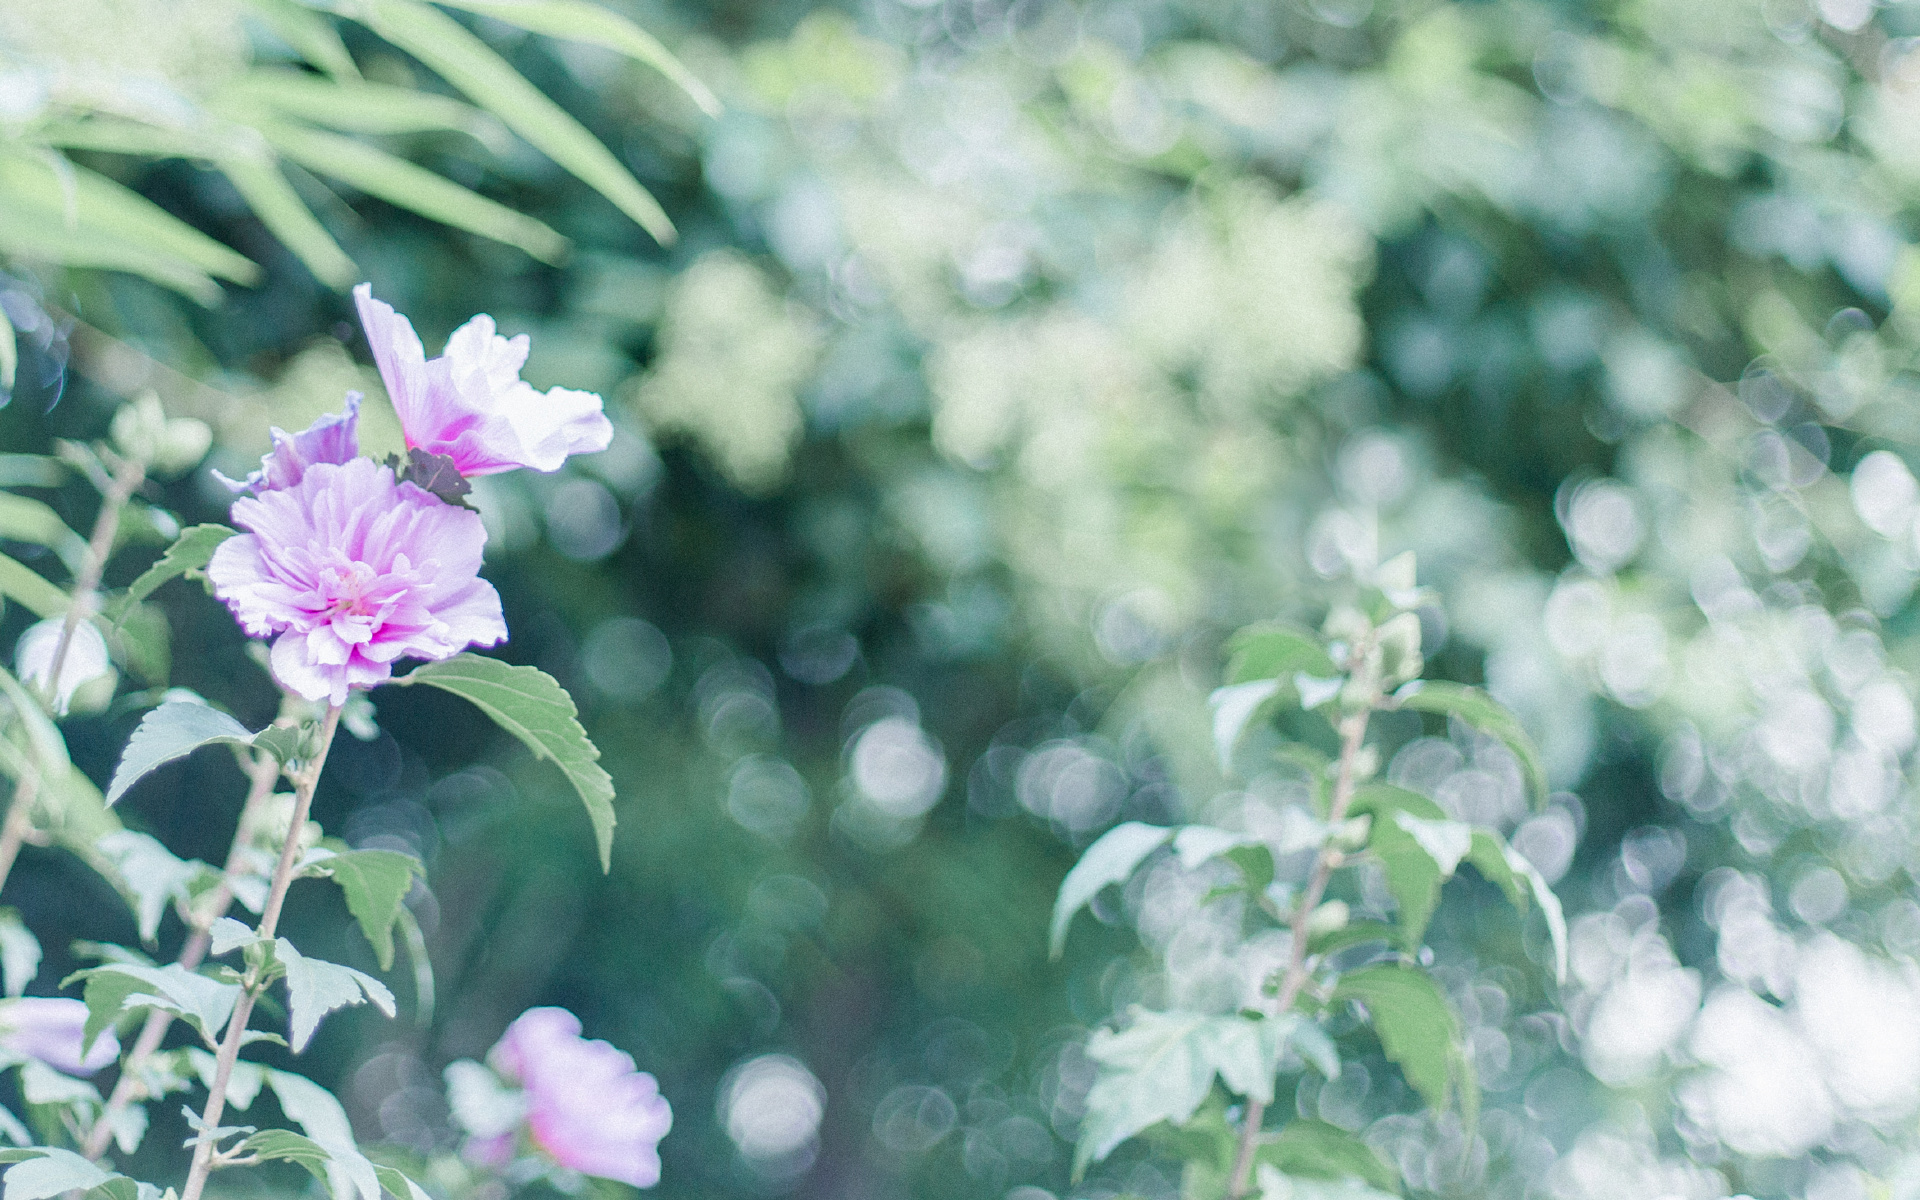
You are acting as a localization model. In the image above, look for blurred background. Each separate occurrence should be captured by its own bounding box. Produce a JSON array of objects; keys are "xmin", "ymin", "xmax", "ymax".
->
[{"xmin": 5, "ymin": 0, "xmax": 1920, "ymax": 1197}]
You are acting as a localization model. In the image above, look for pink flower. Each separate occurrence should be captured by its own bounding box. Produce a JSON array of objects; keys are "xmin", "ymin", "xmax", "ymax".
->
[
  {"xmin": 354, "ymin": 284, "xmax": 612, "ymax": 477},
  {"xmin": 215, "ymin": 395, "xmax": 361, "ymax": 493},
  {"xmin": 206, "ymin": 457, "xmax": 506, "ymax": 705},
  {"xmin": 0, "ymin": 998, "xmax": 119, "ymax": 1076},
  {"xmin": 489, "ymin": 1007, "xmax": 672, "ymax": 1187}
]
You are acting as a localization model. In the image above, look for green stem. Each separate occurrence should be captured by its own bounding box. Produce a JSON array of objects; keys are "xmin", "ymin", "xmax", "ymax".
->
[
  {"xmin": 1226, "ymin": 704, "xmax": 1374, "ymax": 1200},
  {"xmin": 83, "ymin": 743, "xmax": 284, "ymax": 1160},
  {"xmin": 178, "ymin": 706, "xmax": 340, "ymax": 1200}
]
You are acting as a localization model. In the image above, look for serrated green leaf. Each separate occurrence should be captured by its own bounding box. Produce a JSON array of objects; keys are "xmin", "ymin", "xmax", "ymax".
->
[
  {"xmin": 69, "ymin": 963, "xmax": 240, "ymax": 1052},
  {"xmin": 1075, "ymin": 1011, "xmax": 1317, "ymax": 1178},
  {"xmin": 262, "ymin": 1070, "xmax": 380, "ymax": 1200},
  {"xmin": 95, "ymin": 831, "xmax": 209, "ymax": 943},
  {"xmin": 0, "ymin": 912, "xmax": 38, "ymax": 998},
  {"xmin": 106, "ymin": 703, "xmax": 261, "ymax": 806},
  {"xmin": 258, "ymin": 122, "xmax": 567, "ymax": 262},
  {"xmin": 1463, "ymin": 830, "xmax": 1567, "ymax": 984},
  {"xmin": 273, "ymin": 939, "xmax": 396, "ymax": 1052},
  {"xmin": 434, "ymin": 0, "xmax": 721, "ymax": 115},
  {"xmin": 316, "ymin": 849, "xmax": 423, "ymax": 970},
  {"xmin": 354, "ymin": 0, "xmax": 675, "ymax": 243},
  {"xmin": 1227, "ymin": 622, "xmax": 1338, "ymax": 685},
  {"xmin": 215, "ymin": 156, "xmax": 357, "ymax": 288},
  {"xmin": 394, "ymin": 654, "xmax": 616, "ymax": 869},
  {"xmin": 1393, "ymin": 681, "xmax": 1547, "ymax": 807},
  {"xmin": 1331, "ymin": 965, "xmax": 1470, "ymax": 1122},
  {"xmin": 1260, "ymin": 1120, "xmax": 1400, "ymax": 1192},
  {"xmin": 112, "ymin": 524, "xmax": 234, "ymax": 623},
  {"xmin": 1049, "ymin": 822, "xmax": 1171, "ymax": 958}
]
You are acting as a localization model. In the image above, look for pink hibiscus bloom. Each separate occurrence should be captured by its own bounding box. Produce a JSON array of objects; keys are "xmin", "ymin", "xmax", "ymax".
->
[
  {"xmin": 485, "ymin": 1007, "xmax": 672, "ymax": 1187},
  {"xmin": 215, "ymin": 394, "xmax": 361, "ymax": 494},
  {"xmin": 0, "ymin": 998, "xmax": 119, "ymax": 1076},
  {"xmin": 353, "ymin": 284, "xmax": 613, "ymax": 477},
  {"xmin": 206, "ymin": 457, "xmax": 506, "ymax": 704}
]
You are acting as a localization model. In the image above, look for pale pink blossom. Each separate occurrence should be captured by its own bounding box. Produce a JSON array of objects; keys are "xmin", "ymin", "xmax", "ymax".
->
[
  {"xmin": 488, "ymin": 1007, "xmax": 671, "ymax": 1187},
  {"xmin": 206, "ymin": 457, "xmax": 505, "ymax": 704},
  {"xmin": 0, "ymin": 998, "xmax": 119, "ymax": 1075},
  {"xmin": 215, "ymin": 394, "xmax": 361, "ymax": 493},
  {"xmin": 354, "ymin": 284, "xmax": 612, "ymax": 477}
]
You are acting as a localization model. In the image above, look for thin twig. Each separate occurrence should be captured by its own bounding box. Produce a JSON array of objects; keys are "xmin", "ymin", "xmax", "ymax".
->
[
  {"xmin": 0, "ymin": 457, "xmax": 145, "ymax": 900},
  {"xmin": 82, "ymin": 745, "xmax": 283, "ymax": 1160},
  {"xmin": 1226, "ymin": 705, "xmax": 1374, "ymax": 1200},
  {"xmin": 179, "ymin": 706, "xmax": 340, "ymax": 1200},
  {"xmin": 48, "ymin": 454, "xmax": 144, "ymax": 696}
]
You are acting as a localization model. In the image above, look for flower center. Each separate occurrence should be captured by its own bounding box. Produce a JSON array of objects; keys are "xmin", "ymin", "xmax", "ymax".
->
[{"xmin": 320, "ymin": 560, "xmax": 382, "ymax": 620}]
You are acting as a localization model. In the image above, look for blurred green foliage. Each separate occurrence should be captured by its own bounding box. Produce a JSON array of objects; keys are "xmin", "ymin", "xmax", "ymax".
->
[{"xmin": 8, "ymin": 0, "xmax": 1920, "ymax": 1197}]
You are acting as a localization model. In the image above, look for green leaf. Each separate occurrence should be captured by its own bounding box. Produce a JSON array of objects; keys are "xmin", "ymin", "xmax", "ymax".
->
[
  {"xmin": 313, "ymin": 849, "xmax": 423, "ymax": 970},
  {"xmin": 373, "ymin": 1165, "xmax": 433, "ymax": 1200},
  {"xmin": 393, "ymin": 653, "xmax": 617, "ymax": 869},
  {"xmin": 355, "ymin": 0, "xmax": 676, "ymax": 243},
  {"xmin": 1227, "ymin": 622, "xmax": 1338, "ymax": 684},
  {"xmin": 0, "ymin": 911, "xmax": 39, "ymax": 997},
  {"xmin": 1463, "ymin": 831, "xmax": 1568, "ymax": 984},
  {"xmin": 1345, "ymin": 783, "xmax": 1446, "ymax": 823},
  {"xmin": 2, "ymin": 1149, "xmax": 116, "ymax": 1200},
  {"xmin": 0, "ymin": 495, "xmax": 83, "ymax": 567},
  {"xmin": 1254, "ymin": 1165, "xmax": 1400, "ymax": 1200},
  {"xmin": 218, "ymin": 72, "xmax": 503, "ymax": 140},
  {"xmin": 1075, "ymin": 1011, "xmax": 1318, "ymax": 1177},
  {"xmin": 261, "ymin": 1071, "xmax": 381, "ymax": 1200},
  {"xmin": 0, "ymin": 153, "xmax": 259, "ymax": 286},
  {"xmin": 257, "ymin": 122, "xmax": 568, "ymax": 263},
  {"xmin": 1049, "ymin": 822, "xmax": 1171, "ymax": 958},
  {"xmin": 94, "ymin": 831, "xmax": 210, "ymax": 943},
  {"xmin": 69, "ymin": 963, "xmax": 240, "ymax": 1052},
  {"xmin": 242, "ymin": 0, "xmax": 361, "ymax": 79},
  {"xmin": 0, "ymin": 305, "xmax": 13, "ymax": 392},
  {"xmin": 112, "ymin": 524, "xmax": 234, "ymax": 623},
  {"xmin": 0, "ymin": 666, "xmax": 70, "ymax": 774},
  {"xmin": 273, "ymin": 939, "xmax": 396, "ymax": 1052},
  {"xmin": 1331, "ymin": 965, "xmax": 1470, "ymax": 1122},
  {"xmin": 1363, "ymin": 811, "xmax": 1471, "ymax": 951},
  {"xmin": 434, "ymin": 0, "xmax": 721, "ymax": 116},
  {"xmin": 0, "ymin": 197, "xmax": 220, "ymax": 303},
  {"xmin": 1393, "ymin": 681, "xmax": 1547, "ymax": 807},
  {"xmin": 1260, "ymin": 1120, "xmax": 1400, "ymax": 1193},
  {"xmin": 105, "ymin": 702, "xmax": 263, "ymax": 806},
  {"xmin": 215, "ymin": 156, "xmax": 357, "ymax": 288},
  {"xmin": 0, "ymin": 458, "xmax": 65, "ymax": 490},
  {"xmin": 1308, "ymin": 920, "xmax": 1397, "ymax": 957},
  {"xmin": 1210, "ymin": 679, "xmax": 1280, "ymax": 772},
  {"xmin": 240, "ymin": 1129, "xmax": 334, "ymax": 1181},
  {"xmin": 18, "ymin": 1059, "xmax": 100, "ymax": 1107},
  {"xmin": 0, "ymin": 552, "xmax": 68, "ymax": 618}
]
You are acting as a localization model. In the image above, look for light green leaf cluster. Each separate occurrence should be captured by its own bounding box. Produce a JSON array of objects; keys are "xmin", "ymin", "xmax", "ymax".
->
[
  {"xmin": 1056, "ymin": 574, "xmax": 1562, "ymax": 1186},
  {"xmin": 3, "ymin": 0, "xmax": 714, "ymax": 295}
]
